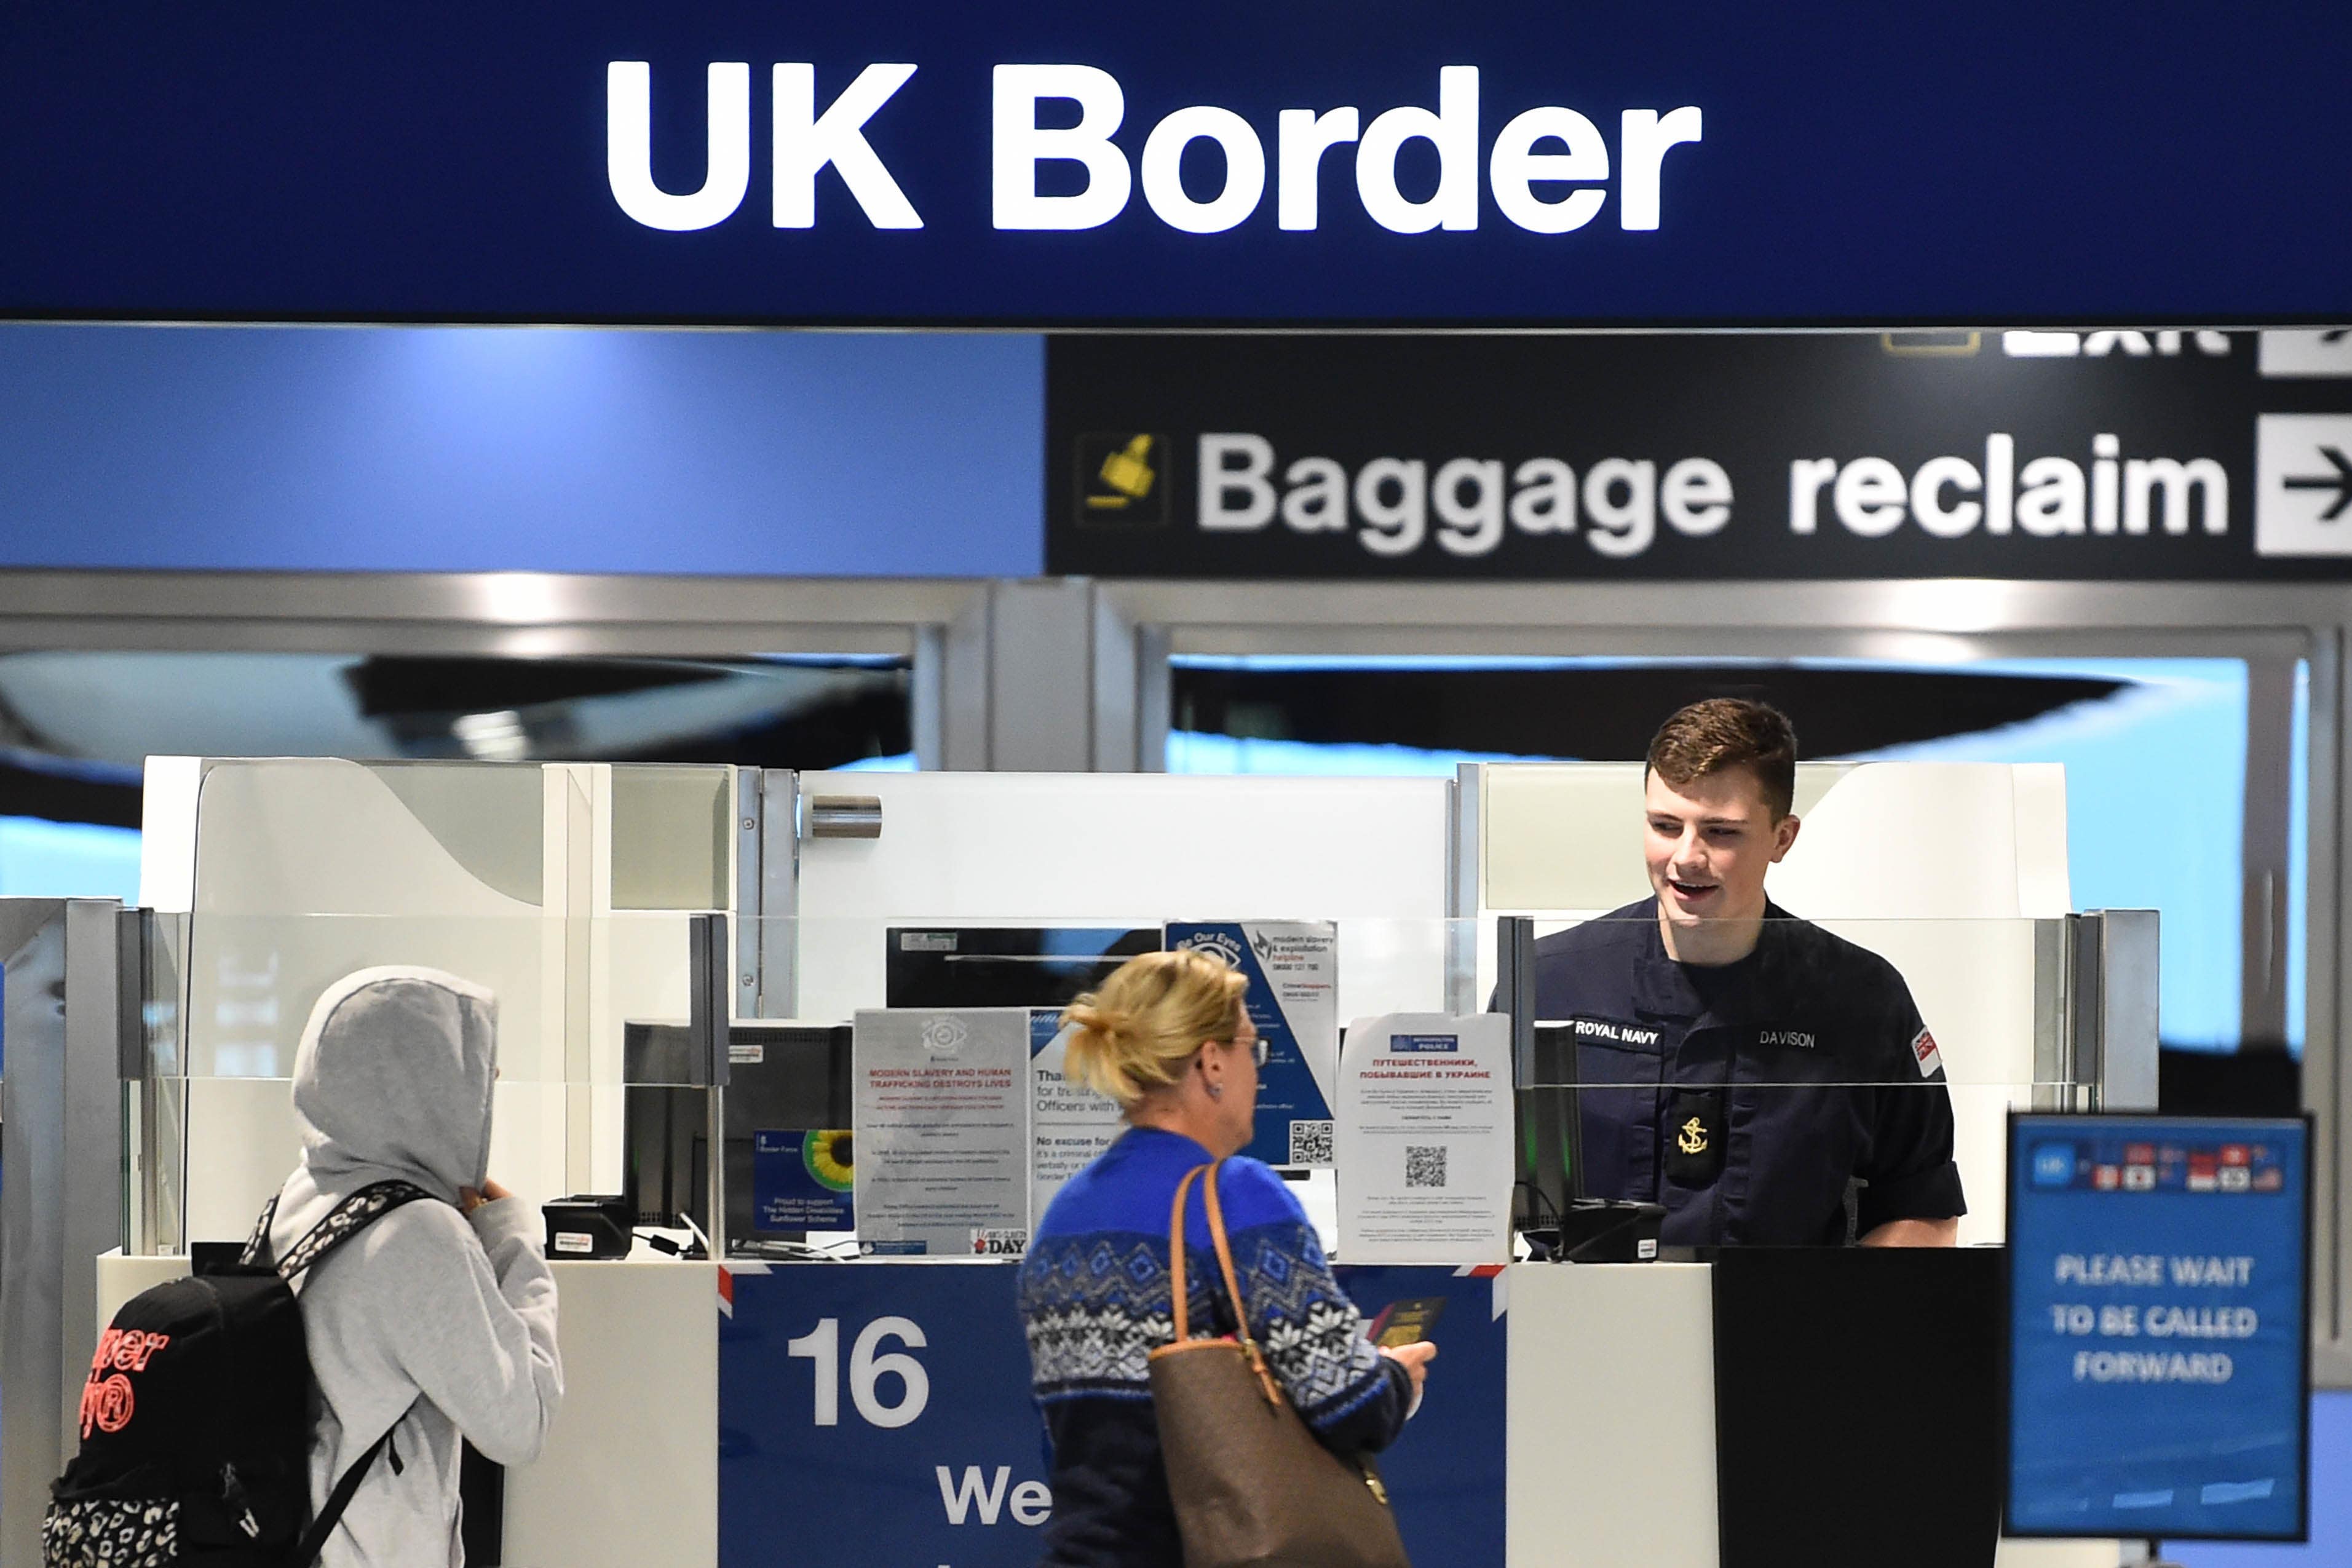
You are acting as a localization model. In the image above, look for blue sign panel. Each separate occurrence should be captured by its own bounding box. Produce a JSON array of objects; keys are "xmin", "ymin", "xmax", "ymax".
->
[
  {"xmin": 719, "ymin": 1261, "xmax": 1502, "ymax": 1567},
  {"xmin": 2006, "ymin": 1114, "xmax": 2311, "ymax": 1540},
  {"xmin": 1, "ymin": 4, "xmax": 2346, "ymax": 326},
  {"xmin": 1163, "ymin": 922, "xmax": 1335, "ymax": 1168},
  {"xmin": 1334, "ymin": 1265, "xmax": 1507, "ymax": 1568},
  {"xmin": 0, "ymin": 325, "xmax": 1043, "ymax": 577}
]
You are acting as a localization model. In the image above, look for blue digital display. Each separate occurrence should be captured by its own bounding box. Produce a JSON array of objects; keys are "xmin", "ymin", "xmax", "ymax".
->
[
  {"xmin": 1, "ymin": 4, "xmax": 2346, "ymax": 326},
  {"xmin": 2006, "ymin": 1115, "xmax": 2310, "ymax": 1540}
]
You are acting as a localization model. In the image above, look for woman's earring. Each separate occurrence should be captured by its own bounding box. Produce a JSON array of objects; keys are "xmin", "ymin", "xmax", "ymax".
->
[{"xmin": 1205, "ymin": 1080, "xmax": 1224, "ymax": 1099}]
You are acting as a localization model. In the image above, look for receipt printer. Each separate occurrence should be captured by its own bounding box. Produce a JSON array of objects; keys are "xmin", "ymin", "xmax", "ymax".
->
[
  {"xmin": 1523, "ymin": 1198, "xmax": 1666, "ymax": 1264},
  {"xmin": 542, "ymin": 1194, "xmax": 633, "ymax": 1260}
]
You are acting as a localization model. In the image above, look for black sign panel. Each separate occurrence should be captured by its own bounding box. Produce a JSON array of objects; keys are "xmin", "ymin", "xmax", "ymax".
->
[{"xmin": 1046, "ymin": 332, "xmax": 2352, "ymax": 579}]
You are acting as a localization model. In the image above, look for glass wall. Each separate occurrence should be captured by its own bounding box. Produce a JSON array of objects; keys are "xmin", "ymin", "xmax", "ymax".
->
[
  {"xmin": 0, "ymin": 649, "xmax": 917, "ymax": 898},
  {"xmin": 1168, "ymin": 652, "xmax": 2300, "ymax": 1079}
]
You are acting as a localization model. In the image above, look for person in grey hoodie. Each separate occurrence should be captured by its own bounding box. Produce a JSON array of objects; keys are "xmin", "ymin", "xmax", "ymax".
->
[{"xmin": 267, "ymin": 965, "xmax": 563, "ymax": 1567}]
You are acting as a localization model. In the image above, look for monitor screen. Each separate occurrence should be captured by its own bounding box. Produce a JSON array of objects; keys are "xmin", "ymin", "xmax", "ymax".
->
[
  {"xmin": 885, "ymin": 926, "xmax": 1155, "ymax": 1011},
  {"xmin": 1515, "ymin": 1023, "xmax": 1582, "ymax": 1221},
  {"xmin": 622, "ymin": 1021, "xmax": 853, "ymax": 1248}
]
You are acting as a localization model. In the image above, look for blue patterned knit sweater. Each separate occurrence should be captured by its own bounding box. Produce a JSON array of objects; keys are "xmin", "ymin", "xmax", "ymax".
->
[{"xmin": 1017, "ymin": 1127, "xmax": 1411, "ymax": 1567}]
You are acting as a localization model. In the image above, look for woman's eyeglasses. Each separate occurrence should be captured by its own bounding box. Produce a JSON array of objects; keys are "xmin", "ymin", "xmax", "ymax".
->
[{"xmin": 1208, "ymin": 1037, "xmax": 1269, "ymax": 1067}]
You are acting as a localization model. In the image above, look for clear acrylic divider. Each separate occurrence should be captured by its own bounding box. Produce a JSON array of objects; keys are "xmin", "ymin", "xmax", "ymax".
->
[
  {"xmin": 1503, "ymin": 914, "xmax": 2085, "ymax": 1249},
  {"xmin": 130, "ymin": 910, "xmax": 2090, "ymax": 1257}
]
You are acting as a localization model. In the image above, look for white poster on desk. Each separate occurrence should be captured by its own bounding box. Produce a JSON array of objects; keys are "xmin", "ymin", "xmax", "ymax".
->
[
  {"xmin": 853, "ymin": 1008, "xmax": 1032, "ymax": 1256},
  {"xmin": 1335, "ymin": 1013, "xmax": 1513, "ymax": 1265},
  {"xmin": 1030, "ymin": 1008, "xmax": 1127, "ymax": 1222}
]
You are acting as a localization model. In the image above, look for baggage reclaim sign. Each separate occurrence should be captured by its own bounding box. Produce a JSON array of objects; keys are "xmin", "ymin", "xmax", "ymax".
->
[
  {"xmin": 1046, "ymin": 332, "xmax": 2352, "ymax": 580},
  {"xmin": 0, "ymin": 4, "xmax": 2348, "ymax": 325}
]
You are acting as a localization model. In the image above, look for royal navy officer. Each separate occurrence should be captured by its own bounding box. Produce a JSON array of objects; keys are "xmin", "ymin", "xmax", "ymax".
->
[{"xmin": 1534, "ymin": 698, "xmax": 1963, "ymax": 1246}]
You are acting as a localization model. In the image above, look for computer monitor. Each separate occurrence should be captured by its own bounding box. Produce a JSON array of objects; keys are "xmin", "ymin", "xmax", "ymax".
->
[
  {"xmin": 884, "ymin": 926, "xmax": 1155, "ymax": 1010},
  {"xmin": 621, "ymin": 1020, "xmax": 853, "ymax": 1248},
  {"xmin": 1516, "ymin": 1023, "xmax": 1584, "ymax": 1223}
]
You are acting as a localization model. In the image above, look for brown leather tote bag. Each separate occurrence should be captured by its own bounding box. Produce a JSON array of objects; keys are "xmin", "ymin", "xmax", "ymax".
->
[{"xmin": 1144, "ymin": 1161, "xmax": 1413, "ymax": 1568}]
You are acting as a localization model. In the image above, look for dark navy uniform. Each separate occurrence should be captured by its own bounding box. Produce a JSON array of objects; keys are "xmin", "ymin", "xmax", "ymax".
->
[{"xmin": 1535, "ymin": 897, "xmax": 1965, "ymax": 1247}]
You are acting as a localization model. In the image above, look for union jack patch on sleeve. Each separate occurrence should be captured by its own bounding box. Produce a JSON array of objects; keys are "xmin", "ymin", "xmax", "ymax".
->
[{"xmin": 1911, "ymin": 1027, "xmax": 1943, "ymax": 1079}]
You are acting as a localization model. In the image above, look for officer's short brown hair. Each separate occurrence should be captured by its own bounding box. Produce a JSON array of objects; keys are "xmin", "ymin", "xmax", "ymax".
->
[{"xmin": 1645, "ymin": 699, "xmax": 1798, "ymax": 820}]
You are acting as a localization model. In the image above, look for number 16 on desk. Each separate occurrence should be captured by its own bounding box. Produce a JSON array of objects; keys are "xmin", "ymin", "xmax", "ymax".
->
[{"xmin": 788, "ymin": 1316, "xmax": 932, "ymax": 1427}]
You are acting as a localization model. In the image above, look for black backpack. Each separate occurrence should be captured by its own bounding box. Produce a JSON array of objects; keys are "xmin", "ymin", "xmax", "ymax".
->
[{"xmin": 44, "ymin": 1180, "xmax": 436, "ymax": 1567}]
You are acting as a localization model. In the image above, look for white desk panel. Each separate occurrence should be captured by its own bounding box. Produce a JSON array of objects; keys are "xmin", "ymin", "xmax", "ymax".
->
[{"xmin": 1506, "ymin": 1262, "xmax": 1717, "ymax": 1568}]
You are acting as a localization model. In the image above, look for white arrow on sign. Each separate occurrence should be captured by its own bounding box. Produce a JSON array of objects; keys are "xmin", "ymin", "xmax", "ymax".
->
[
  {"xmin": 2255, "ymin": 414, "xmax": 2352, "ymax": 556},
  {"xmin": 2258, "ymin": 329, "xmax": 2352, "ymax": 379}
]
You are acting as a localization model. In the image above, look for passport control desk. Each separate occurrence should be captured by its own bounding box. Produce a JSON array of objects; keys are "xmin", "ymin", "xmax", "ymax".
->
[
  {"xmin": 90, "ymin": 757, "xmax": 2147, "ymax": 1566},
  {"xmin": 93, "ymin": 1251, "xmax": 2130, "ymax": 1568}
]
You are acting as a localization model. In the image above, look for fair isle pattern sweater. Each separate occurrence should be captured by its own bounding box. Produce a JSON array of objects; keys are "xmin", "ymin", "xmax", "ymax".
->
[{"xmin": 1017, "ymin": 1128, "xmax": 1411, "ymax": 1567}]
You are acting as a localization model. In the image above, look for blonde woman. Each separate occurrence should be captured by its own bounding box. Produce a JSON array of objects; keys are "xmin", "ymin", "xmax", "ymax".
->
[{"xmin": 1016, "ymin": 949, "xmax": 1435, "ymax": 1566}]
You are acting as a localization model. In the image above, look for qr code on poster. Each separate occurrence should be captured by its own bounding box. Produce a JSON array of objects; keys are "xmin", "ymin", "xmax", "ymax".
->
[
  {"xmin": 1405, "ymin": 1146, "xmax": 1447, "ymax": 1189},
  {"xmin": 1289, "ymin": 1120, "xmax": 1335, "ymax": 1165}
]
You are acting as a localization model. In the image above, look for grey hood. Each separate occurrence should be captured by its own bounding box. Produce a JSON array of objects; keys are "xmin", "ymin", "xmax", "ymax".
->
[{"xmin": 288, "ymin": 965, "xmax": 498, "ymax": 1208}]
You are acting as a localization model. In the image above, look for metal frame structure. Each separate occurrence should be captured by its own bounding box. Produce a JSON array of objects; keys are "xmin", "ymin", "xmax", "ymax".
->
[
  {"xmin": 0, "ymin": 568, "xmax": 2340, "ymax": 1390},
  {"xmin": 1117, "ymin": 579, "xmax": 2315, "ymax": 1037},
  {"xmin": 0, "ymin": 898, "xmax": 131, "ymax": 1568}
]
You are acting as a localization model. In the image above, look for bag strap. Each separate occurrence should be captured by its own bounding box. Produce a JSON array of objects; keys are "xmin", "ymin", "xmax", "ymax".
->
[
  {"xmin": 290, "ymin": 1425, "xmax": 397, "ymax": 1568},
  {"xmin": 240, "ymin": 1194, "xmax": 281, "ymax": 1269},
  {"xmin": 1197, "ymin": 1160, "xmax": 1256, "ymax": 1340},
  {"xmin": 1166, "ymin": 1160, "xmax": 1282, "ymax": 1406},
  {"xmin": 1166, "ymin": 1165, "xmax": 1208, "ymax": 1340},
  {"xmin": 241, "ymin": 1179, "xmax": 438, "ymax": 1281},
  {"xmin": 230, "ymin": 1181, "xmax": 435, "ymax": 1562}
]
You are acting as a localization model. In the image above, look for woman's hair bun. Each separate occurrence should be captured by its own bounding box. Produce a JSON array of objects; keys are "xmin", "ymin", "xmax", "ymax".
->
[
  {"xmin": 1056, "ymin": 951, "xmax": 1249, "ymax": 1112},
  {"xmin": 1064, "ymin": 999, "xmax": 1127, "ymax": 1041}
]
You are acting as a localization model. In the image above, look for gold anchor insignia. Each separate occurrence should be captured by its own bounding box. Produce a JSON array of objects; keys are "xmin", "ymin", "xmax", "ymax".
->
[{"xmin": 1677, "ymin": 1116, "xmax": 1709, "ymax": 1155}]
